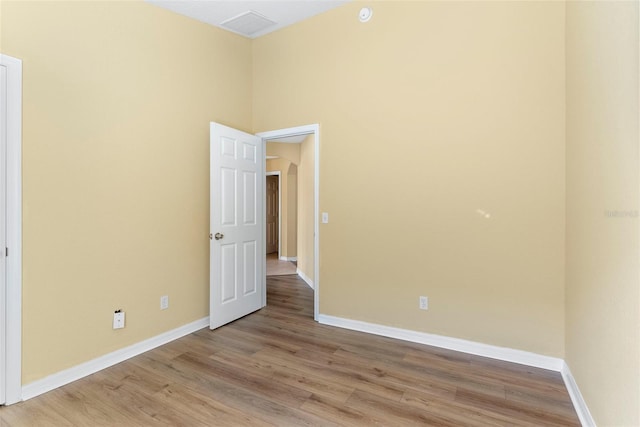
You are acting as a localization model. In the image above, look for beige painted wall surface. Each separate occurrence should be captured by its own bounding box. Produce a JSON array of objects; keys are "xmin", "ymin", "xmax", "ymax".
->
[
  {"xmin": 566, "ymin": 2, "xmax": 640, "ymax": 425},
  {"xmin": 1, "ymin": 0, "xmax": 252, "ymax": 383},
  {"xmin": 297, "ymin": 136, "xmax": 315, "ymax": 283},
  {"xmin": 266, "ymin": 142, "xmax": 301, "ymax": 166},
  {"xmin": 266, "ymin": 157, "xmax": 297, "ymax": 258},
  {"xmin": 254, "ymin": 1, "xmax": 566, "ymax": 356},
  {"xmin": 287, "ymin": 165, "xmax": 298, "ymax": 256},
  {"xmin": 267, "ymin": 142, "xmax": 301, "ymax": 259}
]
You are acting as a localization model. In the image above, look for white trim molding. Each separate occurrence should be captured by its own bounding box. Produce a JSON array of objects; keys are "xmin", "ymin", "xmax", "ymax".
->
[
  {"xmin": 297, "ymin": 268, "xmax": 314, "ymax": 289},
  {"xmin": 561, "ymin": 362, "xmax": 596, "ymax": 427},
  {"xmin": 0, "ymin": 54, "xmax": 23, "ymax": 405},
  {"xmin": 280, "ymin": 256, "xmax": 297, "ymax": 262},
  {"xmin": 317, "ymin": 314, "xmax": 564, "ymax": 372},
  {"xmin": 317, "ymin": 315, "xmax": 601, "ymax": 424},
  {"xmin": 22, "ymin": 317, "xmax": 209, "ymax": 401}
]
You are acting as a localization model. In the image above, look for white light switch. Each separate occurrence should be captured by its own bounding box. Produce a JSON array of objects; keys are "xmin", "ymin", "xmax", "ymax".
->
[{"xmin": 322, "ymin": 212, "xmax": 329, "ymax": 223}]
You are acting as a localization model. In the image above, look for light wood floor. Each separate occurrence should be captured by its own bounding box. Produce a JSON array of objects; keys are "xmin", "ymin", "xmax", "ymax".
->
[
  {"xmin": 0, "ymin": 276, "xmax": 580, "ymax": 426},
  {"xmin": 266, "ymin": 253, "xmax": 297, "ymax": 276}
]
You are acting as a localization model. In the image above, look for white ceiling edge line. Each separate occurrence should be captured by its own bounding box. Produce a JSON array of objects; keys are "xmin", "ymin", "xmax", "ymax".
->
[{"xmin": 145, "ymin": 0, "xmax": 350, "ymax": 39}]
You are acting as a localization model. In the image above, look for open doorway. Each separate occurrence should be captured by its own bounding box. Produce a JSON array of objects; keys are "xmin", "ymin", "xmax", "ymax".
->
[
  {"xmin": 266, "ymin": 173, "xmax": 280, "ymax": 257},
  {"xmin": 266, "ymin": 171, "xmax": 297, "ymax": 276},
  {"xmin": 258, "ymin": 125, "xmax": 319, "ymax": 321}
]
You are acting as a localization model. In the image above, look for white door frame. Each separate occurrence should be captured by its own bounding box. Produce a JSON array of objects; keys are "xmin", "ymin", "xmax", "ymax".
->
[
  {"xmin": 0, "ymin": 54, "xmax": 23, "ymax": 405},
  {"xmin": 265, "ymin": 171, "xmax": 282, "ymax": 258},
  {"xmin": 257, "ymin": 124, "xmax": 319, "ymax": 321}
]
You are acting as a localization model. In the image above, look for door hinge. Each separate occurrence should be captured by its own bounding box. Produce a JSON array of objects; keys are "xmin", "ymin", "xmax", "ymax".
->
[{"xmin": 5, "ymin": 247, "xmax": 7, "ymax": 257}]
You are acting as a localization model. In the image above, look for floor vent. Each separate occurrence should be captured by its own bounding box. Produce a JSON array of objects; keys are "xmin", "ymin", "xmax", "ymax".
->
[{"xmin": 220, "ymin": 11, "xmax": 277, "ymax": 37}]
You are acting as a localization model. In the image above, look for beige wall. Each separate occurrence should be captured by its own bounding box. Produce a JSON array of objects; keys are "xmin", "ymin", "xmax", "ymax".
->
[
  {"xmin": 267, "ymin": 142, "xmax": 301, "ymax": 259},
  {"xmin": 297, "ymin": 136, "xmax": 315, "ymax": 283},
  {"xmin": 287, "ymin": 165, "xmax": 298, "ymax": 256},
  {"xmin": 266, "ymin": 142, "xmax": 301, "ymax": 166},
  {"xmin": 5, "ymin": 2, "xmax": 638, "ymax": 421},
  {"xmin": 565, "ymin": 2, "xmax": 640, "ymax": 425},
  {"xmin": 265, "ymin": 156, "xmax": 297, "ymax": 258},
  {"xmin": 1, "ymin": 0, "xmax": 252, "ymax": 383},
  {"xmin": 254, "ymin": 1, "xmax": 566, "ymax": 356}
]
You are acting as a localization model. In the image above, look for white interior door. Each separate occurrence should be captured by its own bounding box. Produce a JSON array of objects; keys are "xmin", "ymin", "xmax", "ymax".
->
[
  {"xmin": 210, "ymin": 122, "xmax": 264, "ymax": 330},
  {"xmin": 0, "ymin": 63, "xmax": 7, "ymax": 405}
]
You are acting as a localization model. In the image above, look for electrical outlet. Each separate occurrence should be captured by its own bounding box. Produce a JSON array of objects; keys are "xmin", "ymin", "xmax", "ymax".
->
[
  {"xmin": 419, "ymin": 296, "xmax": 428, "ymax": 310},
  {"xmin": 113, "ymin": 310, "xmax": 125, "ymax": 329},
  {"xmin": 160, "ymin": 295, "xmax": 169, "ymax": 310}
]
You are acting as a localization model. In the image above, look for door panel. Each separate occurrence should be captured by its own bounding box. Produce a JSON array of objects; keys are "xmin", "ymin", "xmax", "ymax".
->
[
  {"xmin": 266, "ymin": 175, "xmax": 278, "ymax": 254},
  {"xmin": 221, "ymin": 168, "xmax": 236, "ymax": 226},
  {"xmin": 243, "ymin": 241, "xmax": 257, "ymax": 294},
  {"xmin": 243, "ymin": 171, "xmax": 257, "ymax": 225},
  {"xmin": 210, "ymin": 123, "xmax": 264, "ymax": 330},
  {"xmin": 220, "ymin": 244, "xmax": 237, "ymax": 303}
]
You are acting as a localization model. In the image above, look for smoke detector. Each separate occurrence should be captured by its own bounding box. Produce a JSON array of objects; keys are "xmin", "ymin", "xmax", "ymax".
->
[{"xmin": 359, "ymin": 7, "xmax": 373, "ymax": 23}]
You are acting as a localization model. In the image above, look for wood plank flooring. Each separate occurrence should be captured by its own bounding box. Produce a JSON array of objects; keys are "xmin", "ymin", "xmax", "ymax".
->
[
  {"xmin": 0, "ymin": 275, "xmax": 580, "ymax": 426},
  {"xmin": 266, "ymin": 253, "xmax": 297, "ymax": 276}
]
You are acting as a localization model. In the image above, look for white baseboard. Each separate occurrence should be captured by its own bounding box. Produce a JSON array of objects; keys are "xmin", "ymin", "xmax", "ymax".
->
[
  {"xmin": 297, "ymin": 268, "xmax": 314, "ymax": 289},
  {"xmin": 561, "ymin": 362, "xmax": 596, "ymax": 427},
  {"xmin": 279, "ymin": 256, "xmax": 297, "ymax": 262},
  {"xmin": 21, "ymin": 317, "xmax": 209, "ymax": 401},
  {"xmin": 18, "ymin": 309, "xmax": 594, "ymax": 426},
  {"xmin": 317, "ymin": 314, "xmax": 564, "ymax": 372},
  {"xmin": 317, "ymin": 315, "xmax": 600, "ymax": 425}
]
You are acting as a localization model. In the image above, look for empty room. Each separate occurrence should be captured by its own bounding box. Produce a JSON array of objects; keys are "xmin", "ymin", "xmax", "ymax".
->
[{"xmin": 0, "ymin": 0, "xmax": 638, "ymax": 426}]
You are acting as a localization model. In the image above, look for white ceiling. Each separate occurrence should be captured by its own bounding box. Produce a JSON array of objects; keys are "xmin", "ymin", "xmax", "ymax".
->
[{"xmin": 146, "ymin": 0, "xmax": 349, "ymax": 39}]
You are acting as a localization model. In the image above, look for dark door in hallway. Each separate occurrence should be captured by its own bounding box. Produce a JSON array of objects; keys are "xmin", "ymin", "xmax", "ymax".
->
[{"xmin": 266, "ymin": 175, "xmax": 279, "ymax": 255}]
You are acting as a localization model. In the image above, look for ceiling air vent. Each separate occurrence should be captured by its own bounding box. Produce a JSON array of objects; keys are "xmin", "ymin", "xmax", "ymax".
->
[{"xmin": 220, "ymin": 11, "xmax": 277, "ymax": 38}]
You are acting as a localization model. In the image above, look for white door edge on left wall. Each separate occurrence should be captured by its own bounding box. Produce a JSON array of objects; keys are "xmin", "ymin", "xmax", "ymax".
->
[
  {"xmin": 0, "ymin": 55, "xmax": 7, "ymax": 407},
  {"xmin": 0, "ymin": 53, "xmax": 23, "ymax": 406}
]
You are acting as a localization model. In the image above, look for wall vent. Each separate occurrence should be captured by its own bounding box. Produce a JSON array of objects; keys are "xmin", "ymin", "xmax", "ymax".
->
[{"xmin": 220, "ymin": 11, "xmax": 277, "ymax": 37}]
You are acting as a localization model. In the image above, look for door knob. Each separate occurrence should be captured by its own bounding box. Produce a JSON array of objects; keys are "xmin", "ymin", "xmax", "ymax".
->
[{"xmin": 214, "ymin": 232, "xmax": 224, "ymax": 240}]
